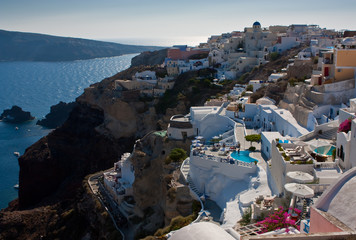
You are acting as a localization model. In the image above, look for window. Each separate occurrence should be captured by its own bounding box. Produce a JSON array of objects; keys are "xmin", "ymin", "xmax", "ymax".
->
[
  {"xmin": 340, "ymin": 145, "xmax": 344, "ymax": 161},
  {"xmin": 337, "ymin": 69, "xmax": 342, "ymax": 73}
]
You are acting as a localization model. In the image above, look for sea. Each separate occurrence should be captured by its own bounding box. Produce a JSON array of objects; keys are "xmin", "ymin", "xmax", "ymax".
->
[{"xmin": 0, "ymin": 53, "xmax": 137, "ymax": 210}]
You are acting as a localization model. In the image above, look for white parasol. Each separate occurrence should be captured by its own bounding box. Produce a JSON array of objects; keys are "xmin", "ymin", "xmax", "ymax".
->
[
  {"xmin": 193, "ymin": 143, "xmax": 203, "ymax": 148},
  {"xmin": 284, "ymin": 183, "xmax": 314, "ymax": 198},
  {"xmin": 286, "ymin": 171, "xmax": 314, "ymax": 184}
]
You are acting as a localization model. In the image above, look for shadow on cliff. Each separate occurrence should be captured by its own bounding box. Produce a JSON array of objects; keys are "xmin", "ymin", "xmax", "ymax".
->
[{"xmin": 18, "ymin": 103, "xmax": 135, "ymax": 209}]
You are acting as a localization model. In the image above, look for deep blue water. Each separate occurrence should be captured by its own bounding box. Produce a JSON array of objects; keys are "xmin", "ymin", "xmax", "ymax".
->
[{"xmin": 0, "ymin": 54, "xmax": 137, "ymax": 209}]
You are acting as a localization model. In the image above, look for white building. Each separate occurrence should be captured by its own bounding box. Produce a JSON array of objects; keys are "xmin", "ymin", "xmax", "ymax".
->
[
  {"xmin": 103, "ymin": 153, "xmax": 135, "ymax": 205},
  {"xmin": 167, "ymin": 115, "xmax": 194, "ymax": 140},
  {"xmin": 261, "ymin": 131, "xmax": 284, "ymax": 159},
  {"xmin": 133, "ymin": 70, "xmax": 157, "ymax": 84},
  {"xmin": 248, "ymin": 80, "xmax": 265, "ymax": 92},
  {"xmin": 268, "ymin": 73, "xmax": 287, "ymax": 82},
  {"xmin": 269, "ymin": 36, "xmax": 300, "ymax": 53}
]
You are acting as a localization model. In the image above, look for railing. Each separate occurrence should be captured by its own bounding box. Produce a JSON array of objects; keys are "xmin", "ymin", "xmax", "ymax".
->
[{"xmin": 88, "ymin": 173, "xmax": 125, "ymax": 240}]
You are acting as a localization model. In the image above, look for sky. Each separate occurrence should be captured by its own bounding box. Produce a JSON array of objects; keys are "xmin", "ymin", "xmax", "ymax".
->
[{"xmin": 1, "ymin": 0, "xmax": 356, "ymax": 46}]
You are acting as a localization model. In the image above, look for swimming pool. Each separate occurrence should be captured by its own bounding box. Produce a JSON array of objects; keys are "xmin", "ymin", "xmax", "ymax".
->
[
  {"xmin": 230, "ymin": 150, "xmax": 258, "ymax": 163},
  {"xmin": 314, "ymin": 145, "xmax": 335, "ymax": 156}
]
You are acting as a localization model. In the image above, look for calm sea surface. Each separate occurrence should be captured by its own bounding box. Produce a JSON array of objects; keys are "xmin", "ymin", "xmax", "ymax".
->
[{"xmin": 0, "ymin": 54, "xmax": 137, "ymax": 209}]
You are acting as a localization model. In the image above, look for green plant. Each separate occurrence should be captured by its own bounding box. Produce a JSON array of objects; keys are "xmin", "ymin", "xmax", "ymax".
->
[
  {"xmin": 168, "ymin": 148, "xmax": 187, "ymax": 163},
  {"xmin": 249, "ymin": 146, "xmax": 256, "ymax": 151},
  {"xmin": 332, "ymin": 148, "xmax": 336, "ymax": 160},
  {"xmin": 269, "ymin": 52, "xmax": 280, "ymax": 61},
  {"xmin": 239, "ymin": 207, "xmax": 252, "ymax": 226},
  {"xmin": 246, "ymin": 84, "xmax": 254, "ymax": 92},
  {"xmin": 245, "ymin": 134, "xmax": 261, "ymax": 146},
  {"xmin": 313, "ymin": 56, "xmax": 319, "ymax": 65}
]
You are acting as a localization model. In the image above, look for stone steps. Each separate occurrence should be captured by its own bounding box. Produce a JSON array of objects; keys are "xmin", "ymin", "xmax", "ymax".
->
[
  {"xmin": 187, "ymin": 174, "xmax": 202, "ymax": 197},
  {"xmin": 318, "ymin": 128, "xmax": 338, "ymax": 140}
]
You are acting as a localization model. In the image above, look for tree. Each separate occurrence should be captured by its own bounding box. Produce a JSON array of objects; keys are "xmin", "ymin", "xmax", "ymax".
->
[
  {"xmin": 245, "ymin": 134, "xmax": 261, "ymax": 146},
  {"xmin": 168, "ymin": 148, "xmax": 188, "ymax": 163},
  {"xmin": 269, "ymin": 52, "xmax": 280, "ymax": 61},
  {"xmin": 246, "ymin": 84, "xmax": 253, "ymax": 92}
]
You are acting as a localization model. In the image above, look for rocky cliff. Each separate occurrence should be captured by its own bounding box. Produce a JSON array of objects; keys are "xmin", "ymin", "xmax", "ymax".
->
[
  {"xmin": 0, "ymin": 176, "xmax": 122, "ymax": 240},
  {"xmin": 129, "ymin": 132, "xmax": 193, "ymax": 238},
  {"xmin": 131, "ymin": 48, "xmax": 168, "ymax": 67},
  {"xmin": 36, "ymin": 101, "xmax": 77, "ymax": 129}
]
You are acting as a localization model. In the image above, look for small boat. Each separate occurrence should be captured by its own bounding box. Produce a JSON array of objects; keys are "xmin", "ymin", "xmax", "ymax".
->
[
  {"xmin": 14, "ymin": 152, "xmax": 20, "ymax": 157},
  {"xmin": 14, "ymin": 184, "xmax": 19, "ymax": 189}
]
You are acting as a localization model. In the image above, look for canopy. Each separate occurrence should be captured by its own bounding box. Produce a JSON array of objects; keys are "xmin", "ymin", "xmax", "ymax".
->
[
  {"xmin": 305, "ymin": 139, "xmax": 330, "ymax": 150},
  {"xmin": 284, "ymin": 183, "xmax": 314, "ymax": 198},
  {"xmin": 287, "ymin": 171, "xmax": 314, "ymax": 184},
  {"xmin": 193, "ymin": 143, "xmax": 203, "ymax": 148}
]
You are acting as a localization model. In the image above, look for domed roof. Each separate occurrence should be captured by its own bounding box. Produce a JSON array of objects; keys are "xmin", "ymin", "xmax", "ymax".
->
[
  {"xmin": 169, "ymin": 222, "xmax": 237, "ymax": 240},
  {"xmin": 253, "ymin": 21, "xmax": 261, "ymax": 26}
]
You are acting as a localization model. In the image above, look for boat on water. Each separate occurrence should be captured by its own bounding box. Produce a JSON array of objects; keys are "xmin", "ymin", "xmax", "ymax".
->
[
  {"xmin": 14, "ymin": 184, "xmax": 19, "ymax": 189},
  {"xmin": 14, "ymin": 152, "xmax": 20, "ymax": 157}
]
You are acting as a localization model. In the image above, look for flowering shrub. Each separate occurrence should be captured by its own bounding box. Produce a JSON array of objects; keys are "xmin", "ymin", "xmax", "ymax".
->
[
  {"xmin": 257, "ymin": 206, "xmax": 301, "ymax": 234},
  {"xmin": 338, "ymin": 118, "xmax": 352, "ymax": 133}
]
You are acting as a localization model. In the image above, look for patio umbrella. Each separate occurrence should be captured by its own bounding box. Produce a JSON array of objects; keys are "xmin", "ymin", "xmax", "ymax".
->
[
  {"xmin": 212, "ymin": 136, "xmax": 220, "ymax": 140},
  {"xmin": 195, "ymin": 136, "xmax": 204, "ymax": 140},
  {"xmin": 286, "ymin": 171, "xmax": 314, "ymax": 184},
  {"xmin": 284, "ymin": 183, "xmax": 314, "ymax": 198},
  {"xmin": 305, "ymin": 139, "xmax": 330, "ymax": 150},
  {"xmin": 192, "ymin": 140, "xmax": 201, "ymax": 144},
  {"xmin": 193, "ymin": 143, "xmax": 203, "ymax": 148}
]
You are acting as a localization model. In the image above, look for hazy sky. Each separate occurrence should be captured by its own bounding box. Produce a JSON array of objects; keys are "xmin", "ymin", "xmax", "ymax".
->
[{"xmin": 1, "ymin": 0, "xmax": 356, "ymax": 46}]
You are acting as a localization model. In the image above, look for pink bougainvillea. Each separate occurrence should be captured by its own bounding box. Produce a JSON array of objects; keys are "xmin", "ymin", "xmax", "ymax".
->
[
  {"xmin": 257, "ymin": 206, "xmax": 300, "ymax": 234},
  {"xmin": 338, "ymin": 118, "xmax": 352, "ymax": 133}
]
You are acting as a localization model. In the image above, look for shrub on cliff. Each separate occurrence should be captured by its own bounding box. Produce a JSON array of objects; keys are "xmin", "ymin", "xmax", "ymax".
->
[{"xmin": 166, "ymin": 148, "xmax": 187, "ymax": 164}]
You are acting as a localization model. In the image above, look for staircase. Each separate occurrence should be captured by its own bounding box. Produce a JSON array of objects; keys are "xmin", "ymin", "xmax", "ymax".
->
[
  {"xmin": 318, "ymin": 128, "xmax": 338, "ymax": 140},
  {"xmin": 187, "ymin": 174, "xmax": 202, "ymax": 197},
  {"xmin": 180, "ymin": 158, "xmax": 190, "ymax": 180}
]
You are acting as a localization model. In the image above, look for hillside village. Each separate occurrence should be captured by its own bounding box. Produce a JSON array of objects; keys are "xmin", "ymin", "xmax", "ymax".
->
[{"xmin": 98, "ymin": 22, "xmax": 356, "ymax": 239}]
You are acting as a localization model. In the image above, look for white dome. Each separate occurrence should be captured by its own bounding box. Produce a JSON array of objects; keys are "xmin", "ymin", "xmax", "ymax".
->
[
  {"xmin": 256, "ymin": 97, "xmax": 276, "ymax": 105},
  {"xmin": 169, "ymin": 222, "xmax": 237, "ymax": 240}
]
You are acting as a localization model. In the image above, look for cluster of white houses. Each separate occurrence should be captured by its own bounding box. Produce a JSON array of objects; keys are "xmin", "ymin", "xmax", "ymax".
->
[
  {"xmin": 115, "ymin": 70, "xmax": 175, "ymax": 97},
  {"xmin": 101, "ymin": 23, "xmax": 356, "ymax": 239}
]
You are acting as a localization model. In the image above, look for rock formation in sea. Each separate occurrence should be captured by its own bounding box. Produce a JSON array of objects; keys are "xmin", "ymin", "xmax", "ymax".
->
[
  {"xmin": 0, "ymin": 105, "xmax": 35, "ymax": 123},
  {"xmin": 36, "ymin": 101, "xmax": 77, "ymax": 129}
]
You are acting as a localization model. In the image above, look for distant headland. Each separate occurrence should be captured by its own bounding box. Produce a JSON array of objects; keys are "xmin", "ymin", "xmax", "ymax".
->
[{"xmin": 0, "ymin": 29, "xmax": 164, "ymax": 62}]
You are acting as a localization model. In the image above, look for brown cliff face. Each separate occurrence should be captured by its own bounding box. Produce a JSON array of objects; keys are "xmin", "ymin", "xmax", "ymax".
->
[
  {"xmin": 0, "ymin": 177, "xmax": 121, "ymax": 240},
  {"xmin": 18, "ymin": 103, "xmax": 135, "ymax": 208},
  {"xmin": 129, "ymin": 133, "xmax": 192, "ymax": 237}
]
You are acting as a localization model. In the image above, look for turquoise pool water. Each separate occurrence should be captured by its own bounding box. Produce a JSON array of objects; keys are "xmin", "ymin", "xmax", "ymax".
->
[
  {"xmin": 314, "ymin": 146, "xmax": 335, "ymax": 156},
  {"xmin": 230, "ymin": 150, "xmax": 258, "ymax": 163}
]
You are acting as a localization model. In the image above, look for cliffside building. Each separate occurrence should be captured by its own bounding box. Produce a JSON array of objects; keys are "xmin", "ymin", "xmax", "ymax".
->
[{"xmin": 103, "ymin": 153, "xmax": 135, "ymax": 209}]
